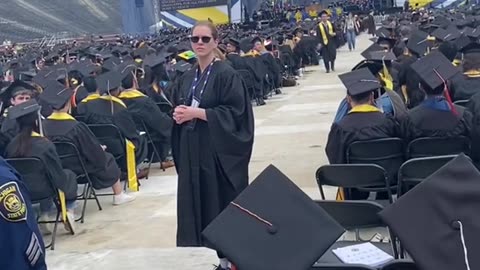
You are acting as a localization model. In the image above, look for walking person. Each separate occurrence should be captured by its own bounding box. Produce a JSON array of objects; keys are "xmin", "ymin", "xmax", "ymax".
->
[
  {"xmin": 344, "ymin": 13, "xmax": 359, "ymax": 51},
  {"xmin": 317, "ymin": 10, "xmax": 337, "ymax": 73}
]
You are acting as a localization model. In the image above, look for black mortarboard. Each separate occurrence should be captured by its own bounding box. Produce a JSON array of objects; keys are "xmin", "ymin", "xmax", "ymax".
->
[
  {"xmin": 339, "ymin": 68, "xmax": 382, "ymax": 96},
  {"xmin": 175, "ymin": 60, "xmax": 192, "ymax": 73},
  {"xmin": 407, "ymin": 30, "xmax": 430, "ymax": 56},
  {"xmin": 460, "ymin": 42, "xmax": 480, "ymax": 54},
  {"xmin": 467, "ymin": 26, "xmax": 480, "ymax": 39},
  {"xmin": 227, "ymin": 38, "xmax": 240, "ymax": 47},
  {"xmin": 431, "ymin": 28, "xmax": 451, "ymax": 41},
  {"xmin": 456, "ymin": 35, "xmax": 473, "ymax": 52},
  {"xmin": 444, "ymin": 25, "xmax": 462, "ymax": 40},
  {"xmin": 319, "ymin": 10, "xmax": 328, "ymax": 16},
  {"xmin": 96, "ymin": 71, "xmax": 122, "ymax": 94},
  {"xmin": 376, "ymin": 27, "xmax": 392, "ymax": 39},
  {"xmin": 69, "ymin": 61, "xmax": 98, "ymax": 77},
  {"xmin": 144, "ymin": 53, "xmax": 169, "ymax": 68},
  {"xmin": 7, "ymin": 99, "xmax": 40, "ymax": 120},
  {"xmin": 202, "ymin": 165, "xmax": 344, "ymax": 270},
  {"xmin": 410, "ymin": 51, "xmax": 460, "ymax": 90},
  {"xmin": 0, "ymin": 81, "xmax": 35, "ymax": 102},
  {"xmin": 361, "ymin": 43, "xmax": 386, "ymax": 59},
  {"xmin": 251, "ymin": 36, "xmax": 262, "ymax": 44},
  {"xmin": 380, "ymin": 154, "xmax": 480, "ymax": 270},
  {"xmin": 39, "ymin": 81, "xmax": 73, "ymax": 110},
  {"xmin": 366, "ymin": 51, "xmax": 397, "ymax": 62}
]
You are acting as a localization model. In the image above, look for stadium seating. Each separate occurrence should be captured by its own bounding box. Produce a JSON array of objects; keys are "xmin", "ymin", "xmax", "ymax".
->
[{"xmin": 0, "ymin": 0, "xmax": 122, "ymax": 42}]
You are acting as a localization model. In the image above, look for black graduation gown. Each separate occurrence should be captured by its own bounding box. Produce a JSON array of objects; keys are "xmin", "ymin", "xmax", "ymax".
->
[
  {"xmin": 400, "ymin": 104, "xmax": 472, "ymax": 143},
  {"xmin": 119, "ymin": 90, "xmax": 173, "ymax": 160},
  {"xmin": 242, "ymin": 56, "xmax": 266, "ymax": 98},
  {"xmin": 171, "ymin": 61, "xmax": 254, "ymax": 247},
  {"xmin": 0, "ymin": 108, "xmax": 20, "ymax": 140},
  {"xmin": 260, "ymin": 53, "xmax": 282, "ymax": 89},
  {"xmin": 76, "ymin": 94, "xmax": 149, "ymax": 166},
  {"xmin": 316, "ymin": 22, "xmax": 337, "ymax": 69},
  {"xmin": 43, "ymin": 114, "xmax": 120, "ymax": 189},
  {"xmin": 450, "ymin": 73, "xmax": 480, "ymax": 102},
  {"xmin": 325, "ymin": 110, "xmax": 400, "ymax": 164},
  {"xmin": 5, "ymin": 135, "xmax": 78, "ymax": 201}
]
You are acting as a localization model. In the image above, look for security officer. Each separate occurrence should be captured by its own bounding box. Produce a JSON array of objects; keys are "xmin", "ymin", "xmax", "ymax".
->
[{"xmin": 0, "ymin": 156, "xmax": 47, "ymax": 270}]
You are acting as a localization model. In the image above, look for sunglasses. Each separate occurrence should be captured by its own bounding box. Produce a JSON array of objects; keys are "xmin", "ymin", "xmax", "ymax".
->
[{"xmin": 190, "ymin": 36, "xmax": 213, "ymax": 44}]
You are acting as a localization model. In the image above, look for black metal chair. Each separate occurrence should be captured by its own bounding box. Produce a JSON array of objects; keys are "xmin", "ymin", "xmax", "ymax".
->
[
  {"xmin": 347, "ymin": 138, "xmax": 405, "ymax": 190},
  {"xmin": 237, "ymin": 69, "xmax": 257, "ymax": 103},
  {"xmin": 397, "ymin": 155, "xmax": 459, "ymax": 197},
  {"xmin": 133, "ymin": 117, "xmax": 165, "ymax": 175},
  {"xmin": 453, "ymin": 99, "xmax": 469, "ymax": 107},
  {"xmin": 7, "ymin": 157, "xmax": 71, "ymax": 250},
  {"xmin": 87, "ymin": 124, "xmax": 126, "ymax": 168},
  {"xmin": 381, "ymin": 260, "xmax": 418, "ymax": 270},
  {"xmin": 316, "ymin": 164, "xmax": 393, "ymax": 203},
  {"xmin": 406, "ymin": 136, "xmax": 471, "ymax": 159},
  {"xmin": 314, "ymin": 200, "xmax": 399, "ymax": 265},
  {"xmin": 53, "ymin": 141, "xmax": 102, "ymax": 223}
]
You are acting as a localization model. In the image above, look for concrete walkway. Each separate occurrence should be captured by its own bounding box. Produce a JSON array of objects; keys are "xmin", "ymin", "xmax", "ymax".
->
[{"xmin": 46, "ymin": 33, "xmax": 371, "ymax": 270}]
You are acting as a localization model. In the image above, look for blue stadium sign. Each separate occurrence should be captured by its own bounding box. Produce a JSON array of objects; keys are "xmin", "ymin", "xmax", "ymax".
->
[{"xmin": 159, "ymin": 0, "xmax": 228, "ymax": 11}]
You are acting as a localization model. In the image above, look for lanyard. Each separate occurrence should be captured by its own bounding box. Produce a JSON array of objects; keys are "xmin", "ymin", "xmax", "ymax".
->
[{"xmin": 189, "ymin": 60, "xmax": 215, "ymax": 104}]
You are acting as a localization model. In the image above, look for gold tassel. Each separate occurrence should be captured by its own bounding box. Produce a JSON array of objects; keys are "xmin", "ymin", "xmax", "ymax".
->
[{"xmin": 125, "ymin": 139, "xmax": 138, "ymax": 192}]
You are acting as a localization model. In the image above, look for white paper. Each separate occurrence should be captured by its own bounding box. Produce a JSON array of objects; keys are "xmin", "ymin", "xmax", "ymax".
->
[{"xmin": 332, "ymin": 242, "xmax": 394, "ymax": 267}]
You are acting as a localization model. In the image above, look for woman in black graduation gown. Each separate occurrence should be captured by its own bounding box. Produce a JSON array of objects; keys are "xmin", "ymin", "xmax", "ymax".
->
[
  {"xmin": 170, "ymin": 21, "xmax": 254, "ymax": 270},
  {"xmin": 4, "ymin": 100, "xmax": 78, "ymax": 232}
]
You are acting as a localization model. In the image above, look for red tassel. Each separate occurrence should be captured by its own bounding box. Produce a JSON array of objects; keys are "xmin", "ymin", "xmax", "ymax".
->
[
  {"xmin": 230, "ymin": 264, "xmax": 238, "ymax": 270},
  {"xmin": 433, "ymin": 69, "xmax": 457, "ymax": 115}
]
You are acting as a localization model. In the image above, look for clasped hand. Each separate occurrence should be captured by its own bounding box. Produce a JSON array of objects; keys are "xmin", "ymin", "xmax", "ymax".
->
[{"xmin": 173, "ymin": 105, "xmax": 199, "ymax": 124}]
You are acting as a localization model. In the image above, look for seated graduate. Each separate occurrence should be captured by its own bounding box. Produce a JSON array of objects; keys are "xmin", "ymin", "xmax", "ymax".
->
[
  {"xmin": 142, "ymin": 53, "xmax": 175, "ymax": 103},
  {"xmin": 334, "ymin": 51, "xmax": 407, "ymax": 123},
  {"xmin": 326, "ymin": 68, "xmax": 400, "ymax": 164},
  {"xmin": 450, "ymin": 43, "xmax": 480, "ymax": 102},
  {"xmin": 116, "ymin": 64, "xmax": 175, "ymax": 169},
  {"xmin": 76, "ymin": 74, "xmax": 149, "ymax": 170},
  {"xmin": 0, "ymin": 81, "xmax": 35, "ymax": 139},
  {"xmin": 400, "ymin": 52, "xmax": 472, "ymax": 142},
  {"xmin": 4, "ymin": 100, "xmax": 78, "ymax": 233},
  {"xmin": 41, "ymin": 81, "xmax": 136, "ymax": 205}
]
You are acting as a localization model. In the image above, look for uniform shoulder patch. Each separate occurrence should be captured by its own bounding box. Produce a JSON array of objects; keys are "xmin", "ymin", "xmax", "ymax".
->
[{"xmin": 0, "ymin": 181, "xmax": 27, "ymax": 222}]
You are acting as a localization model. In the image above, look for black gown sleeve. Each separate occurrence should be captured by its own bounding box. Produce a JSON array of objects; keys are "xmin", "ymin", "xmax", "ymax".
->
[
  {"xmin": 74, "ymin": 123, "xmax": 108, "ymax": 170},
  {"xmin": 205, "ymin": 68, "xmax": 254, "ymax": 190},
  {"xmin": 138, "ymin": 99, "xmax": 173, "ymax": 142},
  {"xmin": 325, "ymin": 123, "xmax": 347, "ymax": 164}
]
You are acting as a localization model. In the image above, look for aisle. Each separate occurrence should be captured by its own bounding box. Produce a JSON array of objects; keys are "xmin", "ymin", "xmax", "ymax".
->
[{"xmin": 46, "ymin": 34, "xmax": 373, "ymax": 270}]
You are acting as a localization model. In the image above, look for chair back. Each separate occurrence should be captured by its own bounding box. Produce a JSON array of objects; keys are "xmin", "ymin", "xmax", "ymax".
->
[
  {"xmin": 237, "ymin": 69, "xmax": 256, "ymax": 98},
  {"xmin": 453, "ymin": 99, "xmax": 469, "ymax": 107},
  {"xmin": 316, "ymin": 164, "xmax": 391, "ymax": 200},
  {"xmin": 397, "ymin": 155, "xmax": 458, "ymax": 197},
  {"xmin": 381, "ymin": 260, "xmax": 418, "ymax": 270},
  {"xmin": 315, "ymin": 200, "xmax": 384, "ymax": 230},
  {"xmin": 87, "ymin": 124, "xmax": 125, "ymax": 161},
  {"xmin": 347, "ymin": 138, "xmax": 404, "ymax": 185},
  {"xmin": 6, "ymin": 158, "xmax": 57, "ymax": 202},
  {"xmin": 53, "ymin": 141, "xmax": 89, "ymax": 184},
  {"xmin": 407, "ymin": 136, "xmax": 470, "ymax": 159}
]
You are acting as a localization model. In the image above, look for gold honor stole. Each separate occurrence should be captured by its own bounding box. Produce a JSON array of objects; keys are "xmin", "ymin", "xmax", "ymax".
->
[
  {"xmin": 32, "ymin": 131, "xmax": 67, "ymax": 221},
  {"xmin": 319, "ymin": 21, "xmax": 334, "ymax": 45},
  {"xmin": 80, "ymin": 94, "xmax": 139, "ymax": 191}
]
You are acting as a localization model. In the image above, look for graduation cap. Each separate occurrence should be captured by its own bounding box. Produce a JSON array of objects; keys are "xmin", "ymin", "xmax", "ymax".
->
[
  {"xmin": 466, "ymin": 26, "xmax": 480, "ymax": 39},
  {"xmin": 339, "ymin": 68, "xmax": 382, "ymax": 96},
  {"xmin": 18, "ymin": 70, "xmax": 37, "ymax": 81},
  {"xmin": 460, "ymin": 41, "xmax": 480, "ymax": 54},
  {"xmin": 431, "ymin": 28, "xmax": 452, "ymax": 42},
  {"xmin": 376, "ymin": 27, "xmax": 392, "ymax": 39},
  {"xmin": 0, "ymin": 81, "xmax": 35, "ymax": 102},
  {"xmin": 69, "ymin": 61, "xmax": 98, "ymax": 77},
  {"xmin": 202, "ymin": 165, "xmax": 344, "ymax": 270},
  {"xmin": 407, "ymin": 30, "xmax": 431, "ymax": 56},
  {"xmin": 361, "ymin": 43, "xmax": 386, "ymax": 59},
  {"xmin": 251, "ymin": 36, "xmax": 262, "ymax": 45},
  {"xmin": 39, "ymin": 81, "xmax": 73, "ymax": 110},
  {"xmin": 175, "ymin": 60, "xmax": 192, "ymax": 73},
  {"xmin": 96, "ymin": 71, "xmax": 122, "ymax": 94},
  {"xmin": 7, "ymin": 99, "xmax": 41, "ymax": 120},
  {"xmin": 379, "ymin": 154, "xmax": 480, "ymax": 270},
  {"xmin": 456, "ymin": 35, "xmax": 475, "ymax": 52},
  {"xmin": 178, "ymin": 50, "xmax": 196, "ymax": 61},
  {"xmin": 226, "ymin": 38, "xmax": 240, "ymax": 48},
  {"xmin": 144, "ymin": 53, "xmax": 170, "ymax": 68},
  {"xmin": 410, "ymin": 51, "xmax": 460, "ymax": 90}
]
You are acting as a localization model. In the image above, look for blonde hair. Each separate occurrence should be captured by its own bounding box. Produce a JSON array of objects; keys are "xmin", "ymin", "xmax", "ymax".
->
[
  {"xmin": 213, "ymin": 48, "xmax": 226, "ymax": 60},
  {"xmin": 191, "ymin": 21, "xmax": 219, "ymax": 40}
]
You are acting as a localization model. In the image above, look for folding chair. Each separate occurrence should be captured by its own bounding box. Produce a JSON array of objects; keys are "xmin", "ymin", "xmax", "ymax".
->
[
  {"xmin": 53, "ymin": 141, "xmax": 102, "ymax": 223},
  {"xmin": 314, "ymin": 200, "xmax": 399, "ymax": 266},
  {"xmin": 316, "ymin": 164, "xmax": 393, "ymax": 203},
  {"xmin": 347, "ymin": 138, "xmax": 405, "ymax": 192},
  {"xmin": 406, "ymin": 136, "xmax": 471, "ymax": 159},
  {"xmin": 397, "ymin": 155, "xmax": 459, "ymax": 197},
  {"xmin": 453, "ymin": 99, "xmax": 469, "ymax": 107},
  {"xmin": 7, "ymin": 157, "xmax": 72, "ymax": 250},
  {"xmin": 381, "ymin": 260, "xmax": 418, "ymax": 270},
  {"xmin": 133, "ymin": 116, "xmax": 165, "ymax": 175},
  {"xmin": 237, "ymin": 69, "xmax": 257, "ymax": 104}
]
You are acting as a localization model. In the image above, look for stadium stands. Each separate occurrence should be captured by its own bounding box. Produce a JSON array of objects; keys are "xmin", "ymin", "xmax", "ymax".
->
[{"xmin": 0, "ymin": 0, "xmax": 122, "ymax": 42}]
